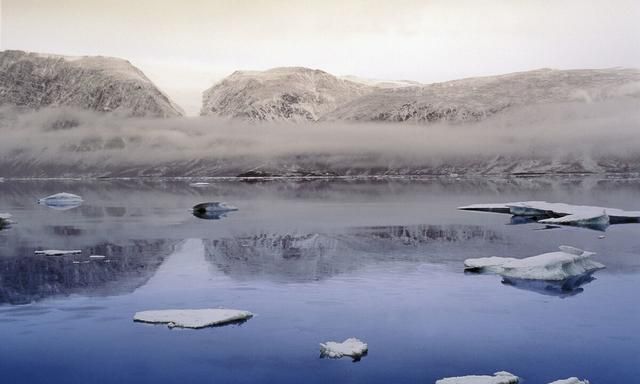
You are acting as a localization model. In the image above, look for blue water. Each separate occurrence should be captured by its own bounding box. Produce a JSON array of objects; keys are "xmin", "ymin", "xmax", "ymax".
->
[{"xmin": 0, "ymin": 178, "xmax": 638, "ymax": 383}]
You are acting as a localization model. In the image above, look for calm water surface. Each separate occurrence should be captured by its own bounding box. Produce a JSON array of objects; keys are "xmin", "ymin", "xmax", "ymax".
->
[{"xmin": 0, "ymin": 178, "xmax": 638, "ymax": 383}]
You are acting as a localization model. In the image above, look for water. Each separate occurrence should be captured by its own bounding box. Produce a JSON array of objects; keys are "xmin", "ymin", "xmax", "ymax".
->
[{"xmin": 0, "ymin": 177, "xmax": 638, "ymax": 383}]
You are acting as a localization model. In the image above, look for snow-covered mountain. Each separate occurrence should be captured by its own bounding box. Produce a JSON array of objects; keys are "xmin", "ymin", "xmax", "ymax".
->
[
  {"xmin": 325, "ymin": 68, "xmax": 640, "ymax": 122},
  {"xmin": 200, "ymin": 67, "xmax": 372, "ymax": 121},
  {"xmin": 0, "ymin": 50, "xmax": 184, "ymax": 117},
  {"xmin": 201, "ymin": 67, "xmax": 640, "ymax": 123}
]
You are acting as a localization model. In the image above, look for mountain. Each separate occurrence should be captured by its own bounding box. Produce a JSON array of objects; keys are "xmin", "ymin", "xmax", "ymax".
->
[
  {"xmin": 0, "ymin": 50, "xmax": 183, "ymax": 117},
  {"xmin": 201, "ymin": 67, "xmax": 640, "ymax": 123},
  {"xmin": 324, "ymin": 68, "xmax": 640, "ymax": 122},
  {"xmin": 200, "ymin": 67, "xmax": 371, "ymax": 121}
]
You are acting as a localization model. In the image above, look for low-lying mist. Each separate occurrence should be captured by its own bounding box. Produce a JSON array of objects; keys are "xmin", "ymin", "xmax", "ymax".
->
[{"xmin": 0, "ymin": 99, "xmax": 639, "ymax": 177}]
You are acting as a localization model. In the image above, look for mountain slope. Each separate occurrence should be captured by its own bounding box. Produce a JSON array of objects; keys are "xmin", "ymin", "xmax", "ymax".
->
[
  {"xmin": 0, "ymin": 50, "xmax": 183, "ymax": 117},
  {"xmin": 323, "ymin": 68, "xmax": 640, "ymax": 123},
  {"xmin": 201, "ymin": 67, "xmax": 640, "ymax": 123},
  {"xmin": 200, "ymin": 67, "xmax": 372, "ymax": 121}
]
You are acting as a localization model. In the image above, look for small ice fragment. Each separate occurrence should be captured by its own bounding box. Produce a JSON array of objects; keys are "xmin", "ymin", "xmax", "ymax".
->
[
  {"xmin": 189, "ymin": 182, "xmax": 210, "ymax": 187},
  {"xmin": 436, "ymin": 371, "xmax": 519, "ymax": 384},
  {"xmin": 464, "ymin": 246, "xmax": 604, "ymax": 281},
  {"xmin": 192, "ymin": 202, "xmax": 238, "ymax": 219},
  {"xmin": 89, "ymin": 255, "xmax": 106, "ymax": 259},
  {"xmin": 598, "ymin": 235, "xmax": 606, "ymax": 239},
  {"xmin": 193, "ymin": 202, "xmax": 238, "ymax": 213},
  {"xmin": 35, "ymin": 249, "xmax": 82, "ymax": 256},
  {"xmin": 319, "ymin": 338, "xmax": 368, "ymax": 360},
  {"xmin": 0, "ymin": 213, "xmax": 12, "ymax": 229},
  {"xmin": 547, "ymin": 378, "xmax": 590, "ymax": 384},
  {"xmin": 38, "ymin": 192, "xmax": 83, "ymax": 206},
  {"xmin": 133, "ymin": 309, "xmax": 253, "ymax": 329}
]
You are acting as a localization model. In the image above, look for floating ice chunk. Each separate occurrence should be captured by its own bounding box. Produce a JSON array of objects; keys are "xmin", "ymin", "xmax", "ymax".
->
[
  {"xmin": 464, "ymin": 246, "xmax": 604, "ymax": 281},
  {"xmin": 0, "ymin": 213, "xmax": 12, "ymax": 229},
  {"xmin": 38, "ymin": 192, "xmax": 83, "ymax": 207},
  {"xmin": 548, "ymin": 378, "xmax": 590, "ymax": 384},
  {"xmin": 193, "ymin": 202, "xmax": 238, "ymax": 212},
  {"xmin": 320, "ymin": 338, "xmax": 368, "ymax": 360},
  {"xmin": 133, "ymin": 309, "xmax": 253, "ymax": 329},
  {"xmin": 192, "ymin": 202, "xmax": 238, "ymax": 220},
  {"xmin": 89, "ymin": 255, "xmax": 106, "ymax": 259},
  {"xmin": 35, "ymin": 249, "xmax": 82, "ymax": 256},
  {"xmin": 436, "ymin": 371, "xmax": 519, "ymax": 384},
  {"xmin": 459, "ymin": 201, "xmax": 640, "ymax": 226},
  {"xmin": 189, "ymin": 182, "xmax": 210, "ymax": 187},
  {"xmin": 457, "ymin": 203, "xmax": 513, "ymax": 214},
  {"xmin": 538, "ymin": 211, "xmax": 609, "ymax": 227}
]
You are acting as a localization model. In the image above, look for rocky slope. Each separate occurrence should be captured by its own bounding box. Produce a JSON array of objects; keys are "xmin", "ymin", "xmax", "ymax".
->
[
  {"xmin": 0, "ymin": 50, "xmax": 183, "ymax": 117},
  {"xmin": 201, "ymin": 67, "xmax": 640, "ymax": 123},
  {"xmin": 200, "ymin": 67, "xmax": 371, "ymax": 121},
  {"xmin": 325, "ymin": 68, "xmax": 640, "ymax": 123}
]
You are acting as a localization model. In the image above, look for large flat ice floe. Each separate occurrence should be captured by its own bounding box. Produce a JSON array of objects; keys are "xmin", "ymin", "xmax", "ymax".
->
[
  {"xmin": 320, "ymin": 338, "xmax": 368, "ymax": 360},
  {"xmin": 133, "ymin": 309, "xmax": 253, "ymax": 329},
  {"xmin": 459, "ymin": 201, "xmax": 640, "ymax": 228},
  {"xmin": 435, "ymin": 373, "xmax": 590, "ymax": 384},
  {"xmin": 436, "ymin": 371, "xmax": 519, "ymax": 384},
  {"xmin": 464, "ymin": 246, "xmax": 604, "ymax": 281}
]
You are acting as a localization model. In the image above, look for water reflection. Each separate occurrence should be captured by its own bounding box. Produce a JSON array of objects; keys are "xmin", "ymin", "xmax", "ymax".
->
[
  {"xmin": 192, "ymin": 211, "xmax": 229, "ymax": 220},
  {"xmin": 205, "ymin": 225, "xmax": 502, "ymax": 281},
  {"xmin": 0, "ymin": 240, "xmax": 178, "ymax": 305},
  {"xmin": 42, "ymin": 202, "xmax": 82, "ymax": 211},
  {"xmin": 501, "ymin": 272, "xmax": 598, "ymax": 298}
]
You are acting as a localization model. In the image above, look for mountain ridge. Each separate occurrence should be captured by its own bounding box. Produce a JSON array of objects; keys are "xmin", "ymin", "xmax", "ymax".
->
[
  {"xmin": 201, "ymin": 66, "xmax": 640, "ymax": 123},
  {"xmin": 0, "ymin": 50, "xmax": 184, "ymax": 117}
]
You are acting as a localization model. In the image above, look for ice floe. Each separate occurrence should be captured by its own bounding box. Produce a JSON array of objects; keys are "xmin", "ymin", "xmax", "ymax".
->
[
  {"xmin": 35, "ymin": 249, "xmax": 82, "ymax": 256},
  {"xmin": 192, "ymin": 202, "xmax": 238, "ymax": 220},
  {"xmin": 88, "ymin": 255, "xmax": 106, "ymax": 259},
  {"xmin": 548, "ymin": 378, "xmax": 590, "ymax": 384},
  {"xmin": 459, "ymin": 201, "xmax": 640, "ymax": 228},
  {"xmin": 189, "ymin": 182, "xmax": 211, "ymax": 187},
  {"xmin": 464, "ymin": 246, "xmax": 604, "ymax": 281},
  {"xmin": 0, "ymin": 213, "xmax": 13, "ymax": 229},
  {"xmin": 436, "ymin": 371, "xmax": 519, "ymax": 384},
  {"xmin": 133, "ymin": 309, "xmax": 253, "ymax": 329},
  {"xmin": 38, "ymin": 192, "xmax": 83, "ymax": 208},
  {"xmin": 320, "ymin": 338, "xmax": 368, "ymax": 360}
]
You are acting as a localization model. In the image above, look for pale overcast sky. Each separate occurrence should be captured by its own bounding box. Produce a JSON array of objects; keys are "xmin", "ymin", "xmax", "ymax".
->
[{"xmin": 1, "ymin": 0, "xmax": 639, "ymax": 115}]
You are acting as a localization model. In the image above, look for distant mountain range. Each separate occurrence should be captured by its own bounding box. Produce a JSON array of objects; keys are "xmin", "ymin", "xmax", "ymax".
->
[
  {"xmin": 202, "ymin": 66, "xmax": 640, "ymax": 122},
  {"xmin": 1, "ymin": 50, "xmax": 639, "ymax": 122},
  {"xmin": 1, "ymin": 50, "xmax": 640, "ymax": 177}
]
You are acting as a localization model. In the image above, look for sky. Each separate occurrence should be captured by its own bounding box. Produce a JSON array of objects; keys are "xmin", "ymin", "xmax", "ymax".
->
[{"xmin": 1, "ymin": 0, "xmax": 639, "ymax": 115}]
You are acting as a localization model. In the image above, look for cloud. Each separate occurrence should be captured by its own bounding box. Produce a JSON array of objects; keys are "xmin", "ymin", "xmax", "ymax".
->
[{"xmin": 0, "ymin": 98, "xmax": 639, "ymax": 176}]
